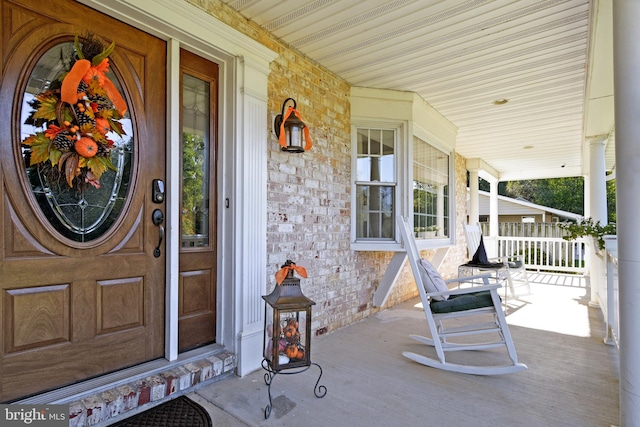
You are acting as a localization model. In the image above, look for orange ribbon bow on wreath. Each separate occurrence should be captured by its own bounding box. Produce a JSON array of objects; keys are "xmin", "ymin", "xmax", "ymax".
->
[{"xmin": 61, "ymin": 58, "xmax": 127, "ymax": 115}]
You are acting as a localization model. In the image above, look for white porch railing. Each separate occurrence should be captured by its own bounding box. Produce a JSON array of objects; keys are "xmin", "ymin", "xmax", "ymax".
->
[
  {"xmin": 493, "ymin": 233, "xmax": 619, "ymax": 349},
  {"xmin": 602, "ymin": 236, "xmax": 619, "ymax": 348},
  {"xmin": 496, "ymin": 236, "xmax": 586, "ymax": 274}
]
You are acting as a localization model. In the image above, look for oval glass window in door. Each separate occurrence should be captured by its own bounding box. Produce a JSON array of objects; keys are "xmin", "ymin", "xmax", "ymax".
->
[{"xmin": 19, "ymin": 38, "xmax": 133, "ymax": 243}]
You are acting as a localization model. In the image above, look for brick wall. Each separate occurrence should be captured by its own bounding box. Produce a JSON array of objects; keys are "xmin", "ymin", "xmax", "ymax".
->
[{"xmin": 187, "ymin": 0, "xmax": 470, "ymax": 336}]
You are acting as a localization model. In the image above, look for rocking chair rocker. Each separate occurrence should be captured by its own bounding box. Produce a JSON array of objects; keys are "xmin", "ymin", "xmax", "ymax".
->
[{"xmin": 397, "ymin": 216, "xmax": 527, "ymax": 375}]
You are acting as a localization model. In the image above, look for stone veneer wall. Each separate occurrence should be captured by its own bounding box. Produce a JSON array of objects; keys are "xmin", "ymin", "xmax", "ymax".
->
[
  {"xmin": 67, "ymin": 352, "xmax": 236, "ymax": 426},
  {"xmin": 187, "ymin": 0, "xmax": 471, "ymax": 335},
  {"xmin": 447, "ymin": 153, "xmax": 473, "ymax": 270}
]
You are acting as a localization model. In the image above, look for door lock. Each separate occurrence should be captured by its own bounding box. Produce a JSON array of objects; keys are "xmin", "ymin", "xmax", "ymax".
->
[{"xmin": 152, "ymin": 179, "xmax": 165, "ymax": 203}]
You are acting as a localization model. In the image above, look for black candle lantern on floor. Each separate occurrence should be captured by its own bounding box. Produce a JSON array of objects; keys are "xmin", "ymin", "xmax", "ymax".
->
[{"xmin": 262, "ymin": 260, "xmax": 326, "ymax": 419}]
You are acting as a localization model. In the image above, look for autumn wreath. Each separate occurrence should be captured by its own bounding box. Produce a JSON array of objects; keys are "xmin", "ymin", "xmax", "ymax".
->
[{"xmin": 22, "ymin": 34, "xmax": 127, "ymax": 189}]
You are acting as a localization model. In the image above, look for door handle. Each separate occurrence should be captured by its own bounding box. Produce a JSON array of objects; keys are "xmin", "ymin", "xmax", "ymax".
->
[{"xmin": 152, "ymin": 209, "xmax": 164, "ymax": 258}]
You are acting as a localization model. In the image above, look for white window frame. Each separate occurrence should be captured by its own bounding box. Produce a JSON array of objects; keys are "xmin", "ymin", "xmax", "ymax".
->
[
  {"xmin": 351, "ymin": 121, "xmax": 405, "ymax": 249},
  {"xmin": 411, "ymin": 132, "xmax": 454, "ymax": 248},
  {"xmin": 350, "ymin": 87, "xmax": 458, "ymax": 252},
  {"xmin": 350, "ymin": 121, "xmax": 455, "ymax": 251}
]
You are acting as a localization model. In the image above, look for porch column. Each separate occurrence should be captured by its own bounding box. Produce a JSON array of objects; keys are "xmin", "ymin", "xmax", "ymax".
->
[
  {"xmin": 482, "ymin": 177, "xmax": 499, "ymax": 258},
  {"xmin": 613, "ymin": 2, "xmax": 640, "ymax": 424},
  {"xmin": 587, "ymin": 137, "xmax": 607, "ymax": 306},
  {"xmin": 489, "ymin": 178, "xmax": 499, "ymax": 238},
  {"xmin": 436, "ymin": 184, "xmax": 444, "ymax": 236},
  {"xmin": 583, "ymin": 175, "xmax": 590, "ymax": 218},
  {"xmin": 468, "ymin": 169, "xmax": 479, "ymax": 225},
  {"xmin": 234, "ymin": 56, "xmax": 272, "ymax": 375}
]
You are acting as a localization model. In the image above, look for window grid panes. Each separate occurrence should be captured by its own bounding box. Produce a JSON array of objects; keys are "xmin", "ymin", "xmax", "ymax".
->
[
  {"xmin": 356, "ymin": 128, "xmax": 395, "ymax": 239},
  {"xmin": 181, "ymin": 73, "xmax": 210, "ymax": 248},
  {"xmin": 413, "ymin": 136, "xmax": 449, "ymax": 239}
]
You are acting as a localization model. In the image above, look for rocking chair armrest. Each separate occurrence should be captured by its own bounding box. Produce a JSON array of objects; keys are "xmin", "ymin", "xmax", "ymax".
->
[
  {"xmin": 426, "ymin": 283, "xmax": 500, "ymax": 298},
  {"xmin": 488, "ymin": 255, "xmax": 526, "ymax": 271},
  {"xmin": 444, "ymin": 273, "xmax": 493, "ymax": 285}
]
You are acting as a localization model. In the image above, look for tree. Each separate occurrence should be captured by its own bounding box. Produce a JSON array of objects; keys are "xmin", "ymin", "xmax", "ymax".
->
[
  {"xmin": 607, "ymin": 178, "xmax": 616, "ymax": 223},
  {"xmin": 182, "ymin": 132, "xmax": 206, "ymax": 235},
  {"xmin": 503, "ymin": 177, "xmax": 584, "ymax": 215},
  {"xmin": 478, "ymin": 177, "xmax": 507, "ymax": 194},
  {"xmin": 474, "ymin": 176, "xmax": 616, "ymax": 223}
]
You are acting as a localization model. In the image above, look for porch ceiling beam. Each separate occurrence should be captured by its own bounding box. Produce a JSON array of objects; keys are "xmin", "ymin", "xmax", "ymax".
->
[
  {"xmin": 499, "ymin": 165, "xmax": 583, "ymax": 182},
  {"xmin": 466, "ymin": 158, "xmax": 499, "ymax": 183},
  {"xmin": 584, "ymin": 0, "xmax": 614, "ymax": 140},
  {"xmin": 584, "ymin": 0, "xmax": 615, "ymax": 176}
]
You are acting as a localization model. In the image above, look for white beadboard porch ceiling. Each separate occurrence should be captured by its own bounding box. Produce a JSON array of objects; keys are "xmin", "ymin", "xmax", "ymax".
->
[{"xmin": 222, "ymin": 0, "xmax": 614, "ymax": 182}]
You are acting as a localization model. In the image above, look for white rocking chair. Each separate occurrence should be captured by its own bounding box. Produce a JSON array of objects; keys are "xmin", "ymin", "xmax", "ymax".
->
[
  {"xmin": 462, "ymin": 223, "xmax": 531, "ymax": 296},
  {"xmin": 397, "ymin": 216, "xmax": 527, "ymax": 375}
]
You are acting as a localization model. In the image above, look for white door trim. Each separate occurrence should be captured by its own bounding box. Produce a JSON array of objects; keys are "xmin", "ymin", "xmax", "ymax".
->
[{"xmin": 79, "ymin": 0, "xmax": 277, "ymax": 375}]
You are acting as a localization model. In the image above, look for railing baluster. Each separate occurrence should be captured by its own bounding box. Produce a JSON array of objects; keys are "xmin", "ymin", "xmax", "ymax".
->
[
  {"xmin": 491, "ymin": 224, "xmax": 618, "ymax": 351},
  {"xmin": 604, "ymin": 237, "xmax": 619, "ymax": 349},
  {"xmin": 497, "ymin": 235, "xmax": 586, "ymax": 274}
]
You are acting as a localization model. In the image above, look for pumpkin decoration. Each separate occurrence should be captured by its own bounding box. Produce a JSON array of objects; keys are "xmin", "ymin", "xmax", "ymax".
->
[
  {"xmin": 284, "ymin": 326, "xmax": 294, "ymax": 338},
  {"xmin": 75, "ymin": 137, "xmax": 98, "ymax": 158},
  {"xmin": 285, "ymin": 344, "xmax": 299, "ymax": 359},
  {"xmin": 283, "ymin": 318, "xmax": 300, "ymax": 341},
  {"xmin": 279, "ymin": 317, "xmax": 305, "ymax": 361},
  {"xmin": 284, "ymin": 344, "xmax": 305, "ymax": 360},
  {"xmin": 21, "ymin": 34, "xmax": 126, "ymax": 189}
]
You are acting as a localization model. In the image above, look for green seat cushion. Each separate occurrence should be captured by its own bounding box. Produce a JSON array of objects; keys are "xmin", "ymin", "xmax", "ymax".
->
[
  {"xmin": 508, "ymin": 260, "xmax": 522, "ymax": 269},
  {"xmin": 430, "ymin": 290, "xmax": 496, "ymax": 314}
]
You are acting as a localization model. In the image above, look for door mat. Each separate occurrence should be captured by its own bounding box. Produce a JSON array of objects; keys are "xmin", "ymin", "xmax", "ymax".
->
[{"xmin": 110, "ymin": 395, "xmax": 212, "ymax": 427}]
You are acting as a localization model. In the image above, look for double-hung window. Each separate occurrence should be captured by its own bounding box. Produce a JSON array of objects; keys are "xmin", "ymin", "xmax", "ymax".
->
[
  {"xmin": 350, "ymin": 87, "xmax": 456, "ymax": 250},
  {"xmin": 355, "ymin": 128, "xmax": 396, "ymax": 240},
  {"xmin": 413, "ymin": 136, "xmax": 449, "ymax": 240}
]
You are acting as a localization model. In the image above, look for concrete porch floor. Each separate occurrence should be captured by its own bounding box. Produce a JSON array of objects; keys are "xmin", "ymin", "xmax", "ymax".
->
[{"xmin": 190, "ymin": 273, "xmax": 620, "ymax": 427}]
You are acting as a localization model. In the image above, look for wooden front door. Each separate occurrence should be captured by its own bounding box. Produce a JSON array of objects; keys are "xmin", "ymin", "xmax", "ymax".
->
[
  {"xmin": 0, "ymin": 0, "xmax": 166, "ymax": 401},
  {"xmin": 178, "ymin": 49, "xmax": 218, "ymax": 352}
]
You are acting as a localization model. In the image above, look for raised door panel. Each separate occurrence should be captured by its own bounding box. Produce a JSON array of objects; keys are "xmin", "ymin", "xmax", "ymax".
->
[
  {"xmin": 178, "ymin": 270, "xmax": 215, "ymax": 350},
  {"xmin": 3, "ymin": 284, "xmax": 70, "ymax": 353}
]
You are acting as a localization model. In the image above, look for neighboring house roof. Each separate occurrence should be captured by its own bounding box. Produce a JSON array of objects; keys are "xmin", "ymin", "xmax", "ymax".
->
[{"xmin": 474, "ymin": 190, "xmax": 583, "ymax": 221}]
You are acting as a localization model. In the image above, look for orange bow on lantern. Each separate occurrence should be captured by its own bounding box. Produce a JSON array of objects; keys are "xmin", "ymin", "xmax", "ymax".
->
[
  {"xmin": 278, "ymin": 106, "xmax": 312, "ymax": 151},
  {"xmin": 275, "ymin": 262, "xmax": 308, "ymax": 285}
]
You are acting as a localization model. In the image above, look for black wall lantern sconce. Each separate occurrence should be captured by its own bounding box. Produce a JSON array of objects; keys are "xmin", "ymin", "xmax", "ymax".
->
[{"xmin": 274, "ymin": 98, "xmax": 312, "ymax": 153}]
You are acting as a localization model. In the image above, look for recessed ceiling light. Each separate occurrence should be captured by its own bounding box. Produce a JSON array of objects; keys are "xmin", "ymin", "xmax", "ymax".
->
[{"xmin": 492, "ymin": 99, "xmax": 509, "ymax": 105}]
